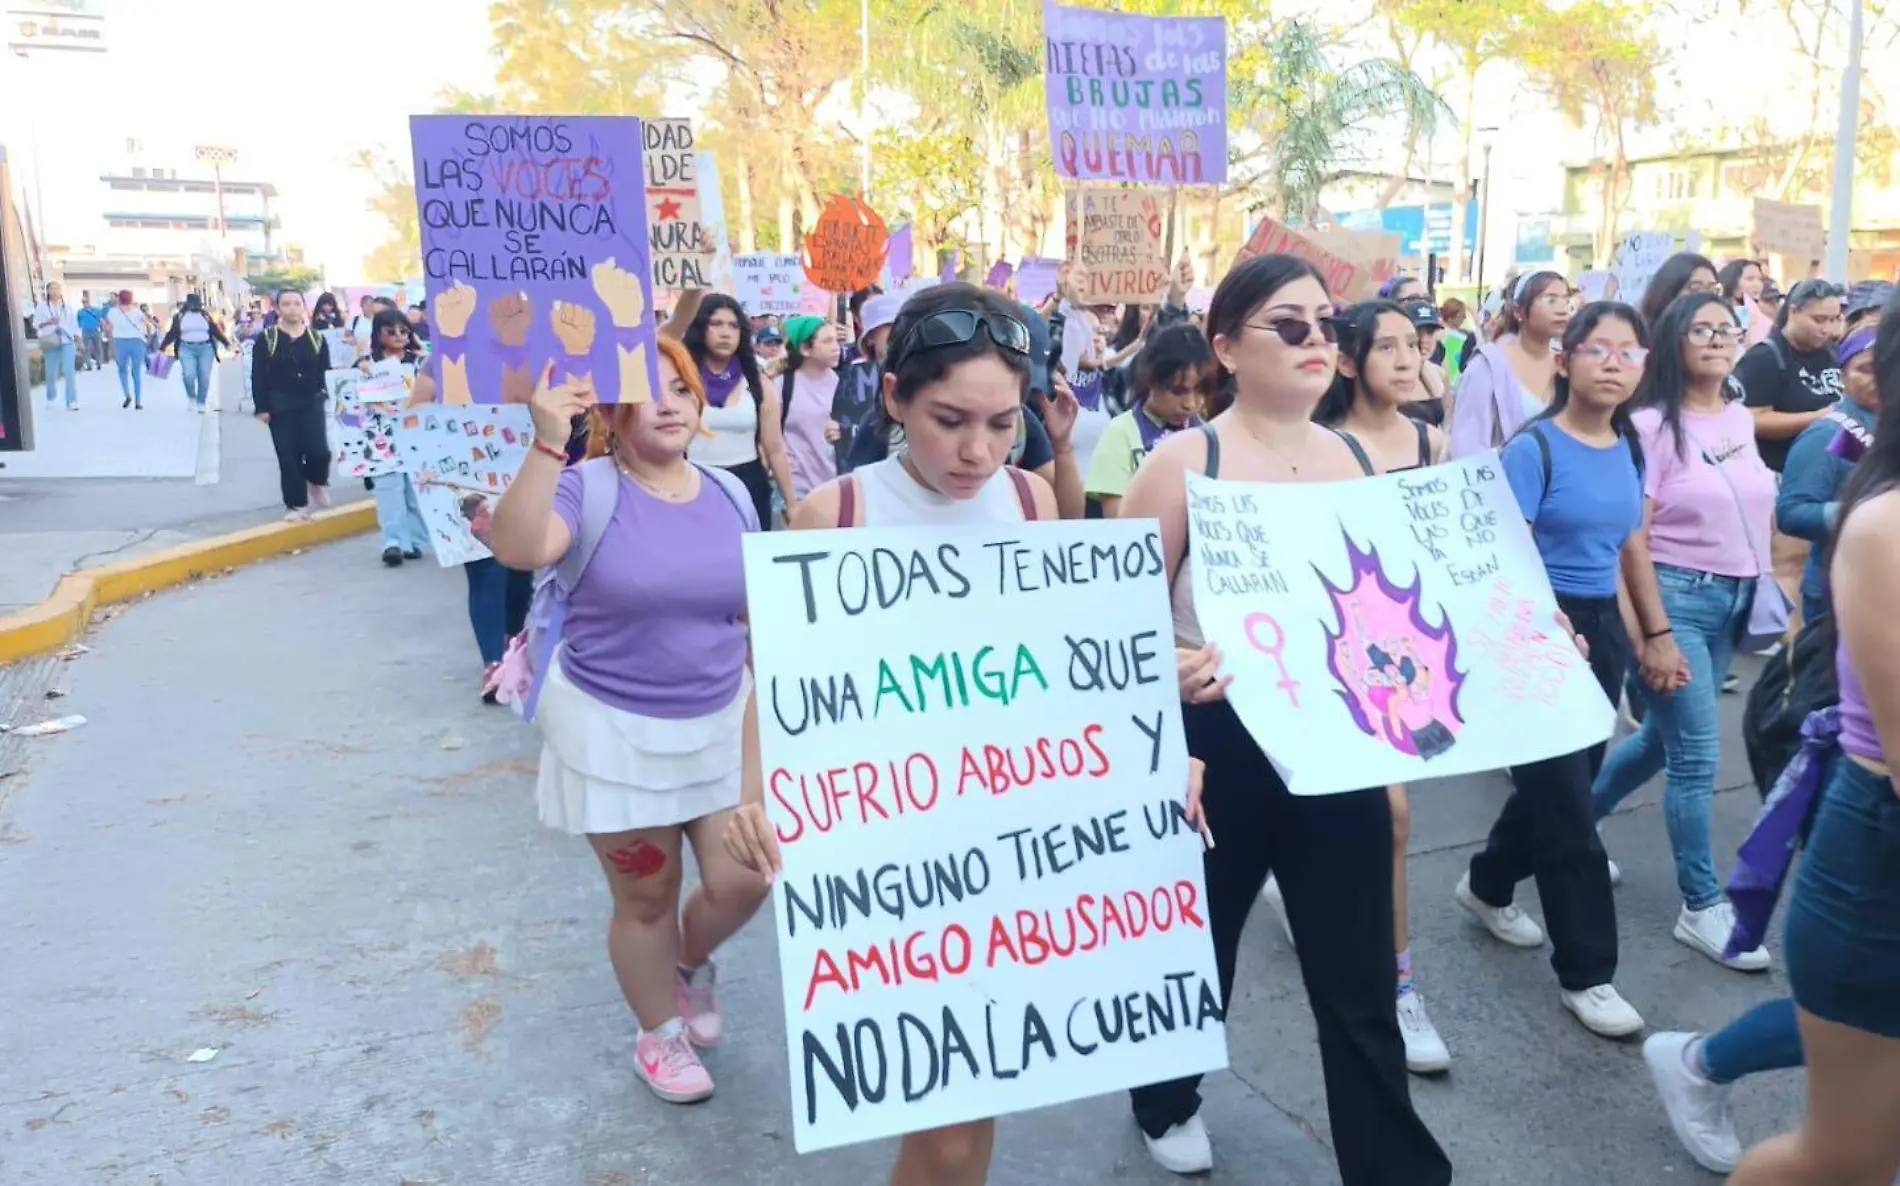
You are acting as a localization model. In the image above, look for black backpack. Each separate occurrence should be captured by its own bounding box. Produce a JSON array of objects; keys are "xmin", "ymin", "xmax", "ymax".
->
[{"xmin": 1742, "ymin": 610, "xmax": 1840, "ymax": 799}]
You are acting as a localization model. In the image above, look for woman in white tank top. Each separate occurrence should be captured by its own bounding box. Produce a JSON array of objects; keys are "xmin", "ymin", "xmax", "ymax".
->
[{"xmin": 721, "ymin": 283, "xmax": 1204, "ymax": 1186}]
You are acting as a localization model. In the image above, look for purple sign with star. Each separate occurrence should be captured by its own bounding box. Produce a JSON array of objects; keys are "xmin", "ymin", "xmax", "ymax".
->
[{"xmin": 409, "ymin": 114, "xmax": 662, "ymax": 405}]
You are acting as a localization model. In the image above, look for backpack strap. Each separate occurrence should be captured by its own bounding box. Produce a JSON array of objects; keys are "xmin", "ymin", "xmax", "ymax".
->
[
  {"xmin": 780, "ymin": 366, "xmax": 797, "ymax": 427},
  {"xmin": 1412, "ymin": 418, "xmax": 1432, "ymax": 469},
  {"xmin": 837, "ymin": 475, "xmax": 859, "ymax": 528},
  {"xmin": 1529, "ymin": 422, "xmax": 1554, "ymax": 503},
  {"xmin": 553, "ymin": 457, "xmax": 620, "ymax": 594},
  {"xmin": 1199, "ymin": 422, "xmax": 1221, "ymax": 479},
  {"xmin": 692, "ymin": 462, "xmax": 759, "ymax": 530},
  {"xmin": 1005, "ymin": 466, "xmax": 1038, "ymax": 520},
  {"xmin": 1331, "ymin": 427, "xmax": 1376, "ymax": 476}
]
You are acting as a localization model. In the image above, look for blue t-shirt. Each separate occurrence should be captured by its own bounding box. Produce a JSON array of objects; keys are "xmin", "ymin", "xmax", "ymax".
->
[
  {"xmin": 77, "ymin": 307, "xmax": 103, "ymax": 333},
  {"xmin": 1502, "ymin": 421, "xmax": 1644, "ymax": 598}
]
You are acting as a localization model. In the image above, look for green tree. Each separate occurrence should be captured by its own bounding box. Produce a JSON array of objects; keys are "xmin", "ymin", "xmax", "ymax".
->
[
  {"xmin": 1510, "ymin": 0, "xmax": 1664, "ymax": 265},
  {"xmin": 353, "ymin": 149, "xmax": 422, "ymax": 283},
  {"xmin": 245, "ymin": 266, "xmax": 321, "ymax": 294}
]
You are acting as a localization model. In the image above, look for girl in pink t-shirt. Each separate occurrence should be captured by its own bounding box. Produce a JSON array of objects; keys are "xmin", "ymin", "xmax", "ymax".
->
[{"xmin": 1591, "ymin": 292, "xmax": 1777, "ymax": 972}]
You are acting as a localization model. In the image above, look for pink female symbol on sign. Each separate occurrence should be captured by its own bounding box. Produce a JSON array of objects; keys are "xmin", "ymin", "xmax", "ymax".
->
[{"xmin": 1243, "ymin": 612, "xmax": 1302, "ymax": 708}]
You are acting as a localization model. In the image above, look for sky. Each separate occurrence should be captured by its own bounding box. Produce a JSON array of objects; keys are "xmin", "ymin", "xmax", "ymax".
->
[{"xmin": 3, "ymin": 0, "xmax": 497, "ymax": 282}]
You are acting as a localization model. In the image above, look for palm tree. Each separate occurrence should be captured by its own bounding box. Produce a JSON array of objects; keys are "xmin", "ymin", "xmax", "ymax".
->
[{"xmin": 1233, "ymin": 20, "xmax": 1452, "ymax": 225}]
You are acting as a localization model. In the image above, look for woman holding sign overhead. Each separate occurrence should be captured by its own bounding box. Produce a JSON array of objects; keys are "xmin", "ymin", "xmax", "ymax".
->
[
  {"xmin": 721, "ymin": 281, "xmax": 1206, "ymax": 1186},
  {"xmin": 488, "ymin": 335, "xmax": 771, "ymax": 1107},
  {"xmin": 1116, "ymin": 256, "xmax": 1452, "ymax": 1185}
]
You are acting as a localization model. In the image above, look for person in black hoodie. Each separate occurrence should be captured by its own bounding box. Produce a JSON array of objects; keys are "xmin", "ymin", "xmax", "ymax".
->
[{"xmin": 252, "ymin": 289, "xmax": 336, "ymax": 520}]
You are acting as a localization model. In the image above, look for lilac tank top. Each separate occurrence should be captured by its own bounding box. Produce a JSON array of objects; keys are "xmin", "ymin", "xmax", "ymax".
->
[{"xmin": 1838, "ymin": 639, "xmax": 1885, "ymax": 763}]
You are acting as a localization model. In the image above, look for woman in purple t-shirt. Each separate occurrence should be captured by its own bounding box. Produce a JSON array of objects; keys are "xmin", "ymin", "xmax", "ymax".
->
[
  {"xmin": 488, "ymin": 335, "xmax": 769, "ymax": 1108},
  {"xmin": 1591, "ymin": 292, "xmax": 1775, "ymax": 970}
]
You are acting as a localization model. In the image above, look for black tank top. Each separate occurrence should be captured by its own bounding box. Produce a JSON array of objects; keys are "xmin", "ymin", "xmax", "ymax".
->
[{"xmin": 1335, "ymin": 419, "xmax": 1431, "ymax": 475}]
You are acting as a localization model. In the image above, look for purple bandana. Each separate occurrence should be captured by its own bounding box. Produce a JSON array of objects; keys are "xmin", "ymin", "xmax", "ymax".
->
[
  {"xmin": 1135, "ymin": 402, "xmax": 1202, "ymax": 451},
  {"xmin": 700, "ymin": 358, "xmax": 744, "ymax": 408}
]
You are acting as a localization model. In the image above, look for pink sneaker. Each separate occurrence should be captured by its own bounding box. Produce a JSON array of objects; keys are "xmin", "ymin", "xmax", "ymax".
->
[
  {"xmin": 634, "ymin": 1025, "xmax": 713, "ymax": 1103},
  {"xmin": 307, "ymin": 482, "xmax": 331, "ymax": 509},
  {"xmin": 676, "ymin": 962, "xmax": 722, "ymax": 1047}
]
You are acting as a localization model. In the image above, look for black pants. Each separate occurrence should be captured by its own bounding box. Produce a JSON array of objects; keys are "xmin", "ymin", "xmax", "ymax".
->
[
  {"xmin": 1467, "ymin": 592, "xmax": 1627, "ymax": 991},
  {"xmin": 268, "ymin": 401, "xmax": 331, "ymax": 509},
  {"xmin": 725, "ymin": 458, "xmax": 773, "ymax": 530},
  {"xmin": 464, "ymin": 558, "xmax": 533, "ymax": 665},
  {"xmin": 1130, "ymin": 702, "xmax": 1451, "ymax": 1186}
]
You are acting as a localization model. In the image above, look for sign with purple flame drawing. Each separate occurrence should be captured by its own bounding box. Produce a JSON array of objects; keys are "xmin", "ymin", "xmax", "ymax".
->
[{"xmin": 1183, "ymin": 456, "xmax": 1615, "ymax": 796}]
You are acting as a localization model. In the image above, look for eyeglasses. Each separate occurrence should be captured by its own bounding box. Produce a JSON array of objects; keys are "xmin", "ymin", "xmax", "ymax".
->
[
  {"xmin": 1685, "ymin": 323, "xmax": 1743, "ymax": 345},
  {"xmin": 1534, "ymin": 293, "xmax": 1570, "ymax": 308},
  {"xmin": 1244, "ymin": 317, "xmax": 1343, "ymax": 346},
  {"xmin": 1682, "ymin": 280, "xmax": 1720, "ymax": 295},
  {"xmin": 888, "ymin": 308, "xmax": 1032, "ymax": 371},
  {"xmin": 1571, "ymin": 344, "xmax": 1649, "ymax": 365}
]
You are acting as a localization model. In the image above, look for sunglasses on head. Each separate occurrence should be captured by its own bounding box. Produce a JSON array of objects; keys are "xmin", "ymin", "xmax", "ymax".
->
[
  {"xmin": 888, "ymin": 308, "xmax": 1032, "ymax": 371},
  {"xmin": 1787, "ymin": 280, "xmax": 1845, "ymax": 304},
  {"xmin": 1244, "ymin": 316, "xmax": 1345, "ymax": 347}
]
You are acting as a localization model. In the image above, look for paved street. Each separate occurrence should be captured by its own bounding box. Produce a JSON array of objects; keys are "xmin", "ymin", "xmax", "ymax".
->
[{"xmin": 0, "ymin": 543, "xmax": 1802, "ymax": 1185}]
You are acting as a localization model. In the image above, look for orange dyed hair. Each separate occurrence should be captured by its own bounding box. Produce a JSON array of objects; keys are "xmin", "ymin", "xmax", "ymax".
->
[{"xmin": 585, "ymin": 333, "xmax": 706, "ymax": 458}]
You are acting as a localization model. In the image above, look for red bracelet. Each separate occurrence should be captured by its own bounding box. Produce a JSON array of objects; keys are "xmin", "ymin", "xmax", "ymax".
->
[{"xmin": 530, "ymin": 438, "xmax": 567, "ymax": 463}]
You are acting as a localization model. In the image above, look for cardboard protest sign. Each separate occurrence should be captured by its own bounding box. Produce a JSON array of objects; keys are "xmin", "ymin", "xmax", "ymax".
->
[
  {"xmin": 1577, "ymin": 270, "xmax": 1614, "ymax": 303},
  {"xmin": 803, "ymin": 194, "xmax": 889, "ymax": 294},
  {"xmin": 1185, "ymin": 457, "xmax": 1615, "ymax": 795},
  {"xmin": 1307, "ymin": 228, "xmax": 1402, "ymax": 301},
  {"xmin": 744, "ymin": 519, "xmax": 1227, "ymax": 1152},
  {"xmin": 391, "ymin": 404, "xmax": 534, "ymax": 495},
  {"xmin": 1064, "ymin": 187, "xmax": 1167, "ymax": 304},
  {"xmin": 1610, "ymin": 231, "xmax": 1675, "ymax": 307},
  {"xmin": 416, "ymin": 482, "xmax": 498, "ymax": 567},
  {"xmin": 1043, "ymin": 0, "xmax": 1227, "ymax": 185},
  {"xmin": 325, "ymin": 367, "xmax": 404, "ymax": 479},
  {"xmin": 1750, "ymin": 199, "xmax": 1825, "ymax": 261},
  {"xmin": 321, "ymin": 328, "xmax": 352, "ymax": 365},
  {"xmin": 644, "ymin": 119, "xmax": 712, "ymax": 290},
  {"xmin": 1016, "ymin": 256, "xmax": 1063, "ymax": 306},
  {"xmin": 409, "ymin": 115, "xmax": 661, "ymax": 405},
  {"xmin": 1233, "ymin": 215, "xmax": 1381, "ymax": 302},
  {"xmin": 735, "ymin": 253, "xmax": 809, "ymax": 318},
  {"xmin": 984, "ymin": 259, "xmax": 1015, "ymax": 290},
  {"xmin": 884, "ymin": 223, "xmax": 915, "ymax": 287}
]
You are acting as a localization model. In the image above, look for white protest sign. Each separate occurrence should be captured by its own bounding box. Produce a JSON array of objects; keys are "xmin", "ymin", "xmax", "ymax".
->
[
  {"xmin": 1185, "ymin": 457, "xmax": 1615, "ymax": 796},
  {"xmin": 696, "ymin": 150, "xmax": 735, "ymax": 294},
  {"xmin": 390, "ymin": 404, "xmax": 534, "ymax": 494},
  {"xmin": 415, "ymin": 482, "xmax": 496, "ymax": 566},
  {"xmin": 1751, "ymin": 199, "xmax": 1825, "ymax": 260},
  {"xmin": 325, "ymin": 368, "xmax": 403, "ymax": 479},
  {"xmin": 321, "ymin": 327, "xmax": 352, "ymax": 365},
  {"xmin": 744, "ymin": 520, "xmax": 1227, "ymax": 1153},
  {"xmin": 735, "ymin": 252, "xmax": 807, "ymax": 318},
  {"xmin": 1610, "ymin": 231, "xmax": 1674, "ymax": 306}
]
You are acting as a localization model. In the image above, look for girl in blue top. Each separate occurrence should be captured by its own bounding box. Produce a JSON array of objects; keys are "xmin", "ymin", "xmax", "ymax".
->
[{"xmin": 1457, "ymin": 301, "xmax": 1648, "ymax": 1038}]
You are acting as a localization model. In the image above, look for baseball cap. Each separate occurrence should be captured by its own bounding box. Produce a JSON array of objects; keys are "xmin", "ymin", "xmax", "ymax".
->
[
  {"xmin": 1846, "ymin": 280, "xmax": 1894, "ymax": 317},
  {"xmin": 1018, "ymin": 303, "xmax": 1052, "ymax": 396},
  {"xmin": 1758, "ymin": 280, "xmax": 1783, "ymax": 303},
  {"xmin": 1401, "ymin": 297, "xmax": 1443, "ymax": 330},
  {"xmin": 755, "ymin": 325, "xmax": 784, "ymax": 345}
]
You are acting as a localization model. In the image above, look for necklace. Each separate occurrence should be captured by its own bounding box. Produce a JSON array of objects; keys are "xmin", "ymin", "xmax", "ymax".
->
[
  {"xmin": 1237, "ymin": 415, "xmax": 1312, "ymax": 474},
  {"xmin": 617, "ymin": 457, "xmax": 693, "ymax": 501}
]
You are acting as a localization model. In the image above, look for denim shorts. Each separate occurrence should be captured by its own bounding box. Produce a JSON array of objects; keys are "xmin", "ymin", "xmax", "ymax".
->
[{"xmin": 1785, "ymin": 755, "xmax": 1900, "ymax": 1038}]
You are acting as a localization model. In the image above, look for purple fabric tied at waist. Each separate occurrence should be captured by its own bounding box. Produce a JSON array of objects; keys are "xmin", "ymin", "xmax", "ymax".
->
[{"xmin": 1726, "ymin": 706, "xmax": 1842, "ymax": 959}]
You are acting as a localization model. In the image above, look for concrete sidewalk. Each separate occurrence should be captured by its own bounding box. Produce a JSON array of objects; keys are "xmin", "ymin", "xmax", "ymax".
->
[{"xmin": 0, "ymin": 548, "xmax": 1802, "ymax": 1185}]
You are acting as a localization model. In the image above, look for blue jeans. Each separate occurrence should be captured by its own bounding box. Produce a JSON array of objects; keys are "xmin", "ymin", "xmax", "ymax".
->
[
  {"xmin": 114, "ymin": 338, "xmax": 147, "ymax": 402},
  {"xmin": 41, "ymin": 340, "xmax": 77, "ymax": 406},
  {"xmin": 463, "ymin": 558, "xmax": 532, "ymax": 666},
  {"xmin": 1701, "ymin": 997, "xmax": 1803, "ymax": 1083},
  {"xmin": 373, "ymin": 474, "xmax": 428, "ymax": 553},
  {"xmin": 1592, "ymin": 564, "xmax": 1752, "ymax": 909},
  {"xmin": 179, "ymin": 341, "xmax": 216, "ymax": 405}
]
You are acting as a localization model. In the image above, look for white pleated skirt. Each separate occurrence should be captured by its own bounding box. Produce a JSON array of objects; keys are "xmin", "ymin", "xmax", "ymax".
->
[{"xmin": 533, "ymin": 655, "xmax": 748, "ymax": 836}]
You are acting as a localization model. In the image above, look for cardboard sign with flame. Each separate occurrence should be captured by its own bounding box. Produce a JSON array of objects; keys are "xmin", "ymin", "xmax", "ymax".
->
[{"xmin": 802, "ymin": 194, "xmax": 890, "ymax": 294}]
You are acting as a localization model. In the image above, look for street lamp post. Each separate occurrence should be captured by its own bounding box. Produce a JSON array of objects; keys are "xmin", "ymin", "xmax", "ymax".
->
[
  {"xmin": 1475, "ymin": 129, "xmax": 1499, "ymax": 295},
  {"xmin": 194, "ymin": 144, "xmax": 238, "ymax": 245},
  {"xmin": 1826, "ymin": 0, "xmax": 1863, "ymax": 280}
]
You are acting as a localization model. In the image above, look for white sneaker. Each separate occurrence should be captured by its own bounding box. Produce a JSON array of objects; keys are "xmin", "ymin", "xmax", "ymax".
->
[
  {"xmin": 1259, "ymin": 874, "xmax": 1294, "ymax": 946},
  {"xmin": 1397, "ymin": 990, "xmax": 1451, "ymax": 1074},
  {"xmin": 1141, "ymin": 1114, "xmax": 1213, "ymax": 1175},
  {"xmin": 1643, "ymin": 1032, "xmax": 1740, "ymax": 1173},
  {"xmin": 1597, "ymin": 824, "xmax": 1622, "ymax": 887},
  {"xmin": 1455, "ymin": 871, "xmax": 1546, "ymax": 948},
  {"xmin": 1561, "ymin": 984, "xmax": 1644, "ymax": 1038},
  {"xmin": 1674, "ymin": 902, "xmax": 1770, "ymax": 971}
]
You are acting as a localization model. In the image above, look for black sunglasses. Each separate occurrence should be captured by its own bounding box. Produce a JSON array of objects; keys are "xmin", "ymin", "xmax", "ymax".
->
[
  {"xmin": 1244, "ymin": 316, "xmax": 1345, "ymax": 347},
  {"xmin": 1787, "ymin": 280, "xmax": 1845, "ymax": 304},
  {"xmin": 888, "ymin": 308, "xmax": 1032, "ymax": 372}
]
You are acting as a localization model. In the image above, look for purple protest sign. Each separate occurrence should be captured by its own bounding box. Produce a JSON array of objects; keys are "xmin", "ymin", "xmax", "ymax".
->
[
  {"xmin": 409, "ymin": 115, "xmax": 661, "ymax": 405},
  {"xmin": 940, "ymin": 250, "xmax": 961, "ymax": 283},
  {"xmin": 984, "ymin": 259, "xmax": 1015, "ymax": 290},
  {"xmin": 1043, "ymin": 0, "xmax": 1227, "ymax": 185},
  {"xmin": 886, "ymin": 223, "xmax": 914, "ymax": 282},
  {"xmin": 1016, "ymin": 256, "xmax": 1062, "ymax": 306}
]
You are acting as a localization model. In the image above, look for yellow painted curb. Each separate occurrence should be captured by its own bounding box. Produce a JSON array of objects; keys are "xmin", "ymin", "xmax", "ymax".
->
[{"xmin": 0, "ymin": 502, "xmax": 377, "ymax": 666}]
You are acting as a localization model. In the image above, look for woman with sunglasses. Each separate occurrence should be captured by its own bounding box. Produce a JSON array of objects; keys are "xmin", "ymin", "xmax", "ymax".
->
[
  {"xmin": 1736, "ymin": 279, "xmax": 1845, "ymax": 476},
  {"xmin": 358, "ymin": 308, "xmax": 429, "ymax": 567},
  {"xmin": 1450, "ymin": 270, "xmax": 1571, "ymax": 458},
  {"xmin": 1273, "ymin": 299, "xmax": 1456, "ymax": 1073},
  {"xmin": 1460, "ymin": 301, "xmax": 1650, "ymax": 1039},
  {"xmin": 722, "ymin": 282, "xmax": 1200, "ymax": 1185},
  {"xmin": 1591, "ymin": 292, "xmax": 1776, "ymax": 970},
  {"xmin": 1117, "ymin": 256, "xmax": 1451, "ymax": 1184}
]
